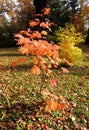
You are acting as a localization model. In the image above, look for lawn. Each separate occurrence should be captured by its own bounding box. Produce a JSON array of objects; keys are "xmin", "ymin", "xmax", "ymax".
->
[{"xmin": 0, "ymin": 45, "xmax": 89, "ymax": 130}]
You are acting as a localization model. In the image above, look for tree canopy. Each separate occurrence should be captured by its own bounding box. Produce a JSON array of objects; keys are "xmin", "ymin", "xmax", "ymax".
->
[{"xmin": 0, "ymin": 0, "xmax": 89, "ymax": 47}]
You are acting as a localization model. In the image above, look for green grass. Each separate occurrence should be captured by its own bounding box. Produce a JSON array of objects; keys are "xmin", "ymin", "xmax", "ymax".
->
[{"xmin": 0, "ymin": 46, "xmax": 89, "ymax": 130}]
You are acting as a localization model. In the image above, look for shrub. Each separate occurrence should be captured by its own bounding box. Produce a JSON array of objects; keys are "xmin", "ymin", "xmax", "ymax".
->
[{"xmin": 55, "ymin": 24, "xmax": 85, "ymax": 65}]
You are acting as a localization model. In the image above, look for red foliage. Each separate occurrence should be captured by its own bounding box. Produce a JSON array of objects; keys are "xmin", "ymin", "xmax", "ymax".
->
[{"xmin": 50, "ymin": 78, "xmax": 58, "ymax": 86}]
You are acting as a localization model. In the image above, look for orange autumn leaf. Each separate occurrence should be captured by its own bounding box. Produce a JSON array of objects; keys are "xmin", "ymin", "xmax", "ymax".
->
[
  {"xmin": 30, "ymin": 65, "xmax": 41, "ymax": 75},
  {"xmin": 29, "ymin": 21, "xmax": 38, "ymax": 27},
  {"xmin": 39, "ymin": 62, "xmax": 47, "ymax": 70},
  {"xmin": 42, "ymin": 8, "xmax": 50, "ymax": 15},
  {"xmin": 11, "ymin": 58, "xmax": 26, "ymax": 67},
  {"xmin": 14, "ymin": 33, "xmax": 24, "ymax": 39},
  {"xmin": 32, "ymin": 31, "xmax": 42, "ymax": 39},
  {"xmin": 18, "ymin": 58, "xmax": 26, "ymax": 63},
  {"xmin": 19, "ymin": 30, "xmax": 32, "ymax": 37},
  {"xmin": 17, "ymin": 37, "xmax": 31, "ymax": 45},
  {"xmin": 40, "ymin": 22, "xmax": 49, "ymax": 29},
  {"xmin": 11, "ymin": 61, "xmax": 18, "ymax": 67},
  {"xmin": 18, "ymin": 46, "xmax": 29, "ymax": 55},
  {"xmin": 45, "ymin": 99, "xmax": 66, "ymax": 113},
  {"xmin": 32, "ymin": 57, "xmax": 39, "ymax": 65}
]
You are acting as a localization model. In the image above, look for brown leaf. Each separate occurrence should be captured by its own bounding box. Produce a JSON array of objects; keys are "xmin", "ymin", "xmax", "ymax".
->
[
  {"xmin": 83, "ymin": 76, "xmax": 89, "ymax": 79},
  {"xmin": 63, "ymin": 58, "xmax": 73, "ymax": 66},
  {"xmin": 0, "ymin": 64, "xmax": 4, "ymax": 69},
  {"xmin": 61, "ymin": 67, "xmax": 69, "ymax": 73},
  {"xmin": 11, "ymin": 61, "xmax": 18, "ymax": 67}
]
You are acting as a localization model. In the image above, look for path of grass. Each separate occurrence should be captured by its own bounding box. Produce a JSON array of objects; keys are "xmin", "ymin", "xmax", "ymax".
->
[{"xmin": 0, "ymin": 45, "xmax": 89, "ymax": 130}]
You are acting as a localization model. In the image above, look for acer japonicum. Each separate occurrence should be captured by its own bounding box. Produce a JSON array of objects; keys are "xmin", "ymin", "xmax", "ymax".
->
[{"xmin": 15, "ymin": 8, "xmax": 63, "ymax": 76}]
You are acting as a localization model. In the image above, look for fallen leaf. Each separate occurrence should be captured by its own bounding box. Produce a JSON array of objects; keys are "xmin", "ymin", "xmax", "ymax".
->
[
  {"xmin": 61, "ymin": 67, "xmax": 69, "ymax": 74},
  {"xmin": 42, "ymin": 89, "xmax": 58, "ymax": 100},
  {"xmin": 11, "ymin": 61, "xmax": 18, "ymax": 67},
  {"xmin": 0, "ymin": 64, "xmax": 4, "ymax": 69},
  {"xmin": 45, "ymin": 99, "xmax": 66, "ymax": 113},
  {"xmin": 63, "ymin": 58, "xmax": 73, "ymax": 66},
  {"xmin": 83, "ymin": 76, "xmax": 89, "ymax": 79},
  {"xmin": 50, "ymin": 78, "xmax": 58, "ymax": 86}
]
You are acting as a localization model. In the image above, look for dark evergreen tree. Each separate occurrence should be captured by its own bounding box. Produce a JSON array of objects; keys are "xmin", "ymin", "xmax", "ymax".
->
[
  {"xmin": 50, "ymin": 0, "xmax": 71, "ymax": 27},
  {"xmin": 34, "ymin": 0, "xmax": 47, "ymax": 14},
  {"xmin": 69, "ymin": 0, "xmax": 80, "ymax": 24},
  {"xmin": 69, "ymin": 0, "xmax": 78, "ymax": 13}
]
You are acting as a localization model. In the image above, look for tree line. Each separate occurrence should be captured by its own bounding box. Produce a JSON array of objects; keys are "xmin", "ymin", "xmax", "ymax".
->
[{"xmin": 0, "ymin": 0, "xmax": 89, "ymax": 47}]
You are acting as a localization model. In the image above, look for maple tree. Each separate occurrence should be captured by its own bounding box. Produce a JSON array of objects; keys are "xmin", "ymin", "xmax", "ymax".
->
[
  {"xmin": 15, "ymin": 8, "xmax": 63, "ymax": 75},
  {"xmin": 15, "ymin": 7, "xmax": 65, "ymax": 95},
  {"xmin": 78, "ymin": 0, "xmax": 89, "ymax": 32},
  {"xmin": 16, "ymin": 0, "xmax": 34, "ymax": 28}
]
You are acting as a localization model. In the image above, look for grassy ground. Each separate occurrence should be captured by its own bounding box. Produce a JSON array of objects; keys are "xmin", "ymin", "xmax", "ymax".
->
[{"xmin": 0, "ymin": 45, "xmax": 89, "ymax": 130}]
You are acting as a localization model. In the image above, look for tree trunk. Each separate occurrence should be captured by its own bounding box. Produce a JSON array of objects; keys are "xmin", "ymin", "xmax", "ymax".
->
[{"xmin": 85, "ymin": 28, "xmax": 89, "ymax": 45}]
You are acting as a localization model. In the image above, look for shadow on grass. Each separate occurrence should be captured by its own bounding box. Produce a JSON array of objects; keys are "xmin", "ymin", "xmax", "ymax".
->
[
  {"xmin": 0, "ymin": 53, "xmax": 23, "ymax": 57},
  {"xmin": 1, "ymin": 59, "xmax": 89, "ymax": 76},
  {"xmin": 69, "ymin": 66, "xmax": 89, "ymax": 77},
  {"xmin": 1, "ymin": 64, "xmax": 33, "ymax": 72}
]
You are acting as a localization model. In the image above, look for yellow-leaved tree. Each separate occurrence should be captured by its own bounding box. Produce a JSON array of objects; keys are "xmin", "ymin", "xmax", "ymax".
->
[{"xmin": 55, "ymin": 24, "xmax": 85, "ymax": 65}]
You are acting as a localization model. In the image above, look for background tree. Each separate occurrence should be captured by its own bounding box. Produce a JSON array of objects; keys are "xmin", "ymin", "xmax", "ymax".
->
[
  {"xmin": 34, "ymin": 0, "xmax": 47, "ymax": 14},
  {"xmin": 0, "ymin": 0, "xmax": 17, "ymax": 47},
  {"xmin": 0, "ymin": 0, "xmax": 15, "ymax": 27},
  {"xmin": 69, "ymin": 0, "xmax": 80, "ymax": 29},
  {"xmin": 78, "ymin": 0, "xmax": 89, "ymax": 32},
  {"xmin": 69, "ymin": 0, "xmax": 89, "ymax": 32},
  {"xmin": 50, "ymin": 0, "xmax": 71, "ymax": 27},
  {"xmin": 16, "ymin": 0, "xmax": 34, "ymax": 28},
  {"xmin": 0, "ymin": 0, "xmax": 34, "ymax": 47}
]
